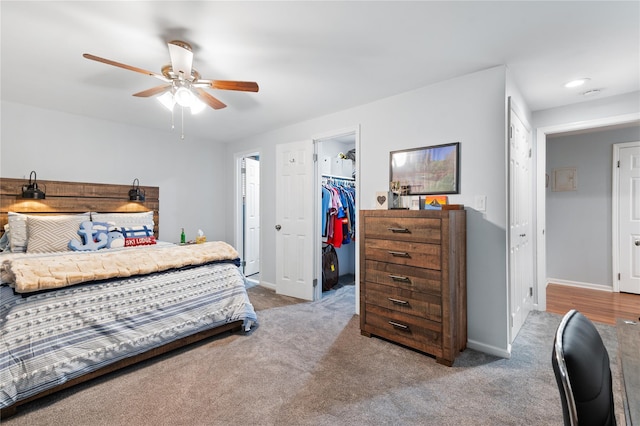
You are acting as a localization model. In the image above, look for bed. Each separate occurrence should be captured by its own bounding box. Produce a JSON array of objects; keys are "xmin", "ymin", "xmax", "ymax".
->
[{"xmin": 0, "ymin": 178, "xmax": 257, "ymax": 417}]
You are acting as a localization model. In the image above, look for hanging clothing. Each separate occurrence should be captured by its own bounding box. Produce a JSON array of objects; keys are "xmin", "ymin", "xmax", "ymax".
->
[{"xmin": 322, "ymin": 176, "xmax": 356, "ymax": 247}]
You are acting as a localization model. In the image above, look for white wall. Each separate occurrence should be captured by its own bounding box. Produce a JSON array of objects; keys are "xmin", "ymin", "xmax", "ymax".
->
[
  {"xmin": 0, "ymin": 101, "xmax": 227, "ymax": 243},
  {"xmin": 225, "ymin": 66, "xmax": 512, "ymax": 356},
  {"xmin": 534, "ymin": 92, "xmax": 640, "ymax": 129},
  {"xmin": 546, "ymin": 125, "xmax": 640, "ymax": 289}
]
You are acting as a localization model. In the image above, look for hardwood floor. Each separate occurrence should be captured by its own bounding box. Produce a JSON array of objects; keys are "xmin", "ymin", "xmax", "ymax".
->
[{"xmin": 546, "ymin": 283, "xmax": 640, "ymax": 325}]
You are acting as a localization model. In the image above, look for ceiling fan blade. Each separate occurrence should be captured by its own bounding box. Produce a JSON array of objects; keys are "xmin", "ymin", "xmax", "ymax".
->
[
  {"xmin": 132, "ymin": 85, "xmax": 172, "ymax": 97},
  {"xmin": 210, "ymin": 80, "xmax": 259, "ymax": 92},
  {"xmin": 168, "ymin": 41, "xmax": 193, "ymax": 80},
  {"xmin": 83, "ymin": 53, "xmax": 170, "ymax": 82},
  {"xmin": 195, "ymin": 88, "xmax": 227, "ymax": 110}
]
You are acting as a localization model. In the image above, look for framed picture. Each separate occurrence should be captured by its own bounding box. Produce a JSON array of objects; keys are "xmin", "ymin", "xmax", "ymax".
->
[
  {"xmin": 390, "ymin": 142, "xmax": 460, "ymax": 195},
  {"xmin": 552, "ymin": 167, "xmax": 577, "ymax": 191}
]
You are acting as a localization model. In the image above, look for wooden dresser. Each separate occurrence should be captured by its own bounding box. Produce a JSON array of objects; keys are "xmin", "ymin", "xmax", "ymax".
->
[{"xmin": 359, "ymin": 208, "xmax": 467, "ymax": 366}]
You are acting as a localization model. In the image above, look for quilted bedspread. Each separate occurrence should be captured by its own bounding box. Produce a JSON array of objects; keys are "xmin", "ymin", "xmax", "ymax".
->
[
  {"xmin": 0, "ymin": 254, "xmax": 257, "ymax": 409},
  {"xmin": 1, "ymin": 241, "xmax": 240, "ymax": 293}
]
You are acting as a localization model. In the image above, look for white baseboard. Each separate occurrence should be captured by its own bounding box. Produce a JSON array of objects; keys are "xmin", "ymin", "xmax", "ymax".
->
[
  {"xmin": 258, "ymin": 280, "xmax": 276, "ymax": 291},
  {"xmin": 546, "ymin": 278, "xmax": 613, "ymax": 293},
  {"xmin": 467, "ymin": 339, "xmax": 511, "ymax": 359}
]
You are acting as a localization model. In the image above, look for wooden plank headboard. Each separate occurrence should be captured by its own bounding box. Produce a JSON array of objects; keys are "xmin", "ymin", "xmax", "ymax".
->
[{"xmin": 0, "ymin": 178, "xmax": 159, "ymax": 237}]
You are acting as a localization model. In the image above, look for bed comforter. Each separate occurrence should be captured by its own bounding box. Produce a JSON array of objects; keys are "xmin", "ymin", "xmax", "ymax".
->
[{"xmin": 0, "ymin": 242, "xmax": 257, "ymax": 409}]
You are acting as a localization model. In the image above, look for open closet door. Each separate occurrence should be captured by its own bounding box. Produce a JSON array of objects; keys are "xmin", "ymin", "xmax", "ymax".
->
[
  {"xmin": 275, "ymin": 140, "xmax": 315, "ymax": 300},
  {"xmin": 243, "ymin": 157, "xmax": 260, "ymax": 277},
  {"xmin": 508, "ymin": 99, "xmax": 534, "ymax": 343}
]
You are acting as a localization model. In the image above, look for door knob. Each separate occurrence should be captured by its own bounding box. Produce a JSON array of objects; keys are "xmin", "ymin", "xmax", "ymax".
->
[
  {"xmin": 275, "ymin": 224, "xmax": 281, "ymax": 231},
  {"xmin": 635, "ymin": 240, "xmax": 640, "ymax": 246}
]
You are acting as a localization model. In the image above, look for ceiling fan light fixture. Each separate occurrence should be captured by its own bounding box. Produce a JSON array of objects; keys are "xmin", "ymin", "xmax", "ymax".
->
[
  {"xmin": 157, "ymin": 91, "xmax": 176, "ymax": 111},
  {"xmin": 174, "ymin": 86, "xmax": 194, "ymax": 107},
  {"xmin": 190, "ymin": 96, "xmax": 207, "ymax": 114}
]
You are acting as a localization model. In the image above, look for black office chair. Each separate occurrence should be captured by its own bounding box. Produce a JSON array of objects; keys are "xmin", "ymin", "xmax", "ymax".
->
[{"xmin": 552, "ymin": 309, "xmax": 616, "ymax": 426}]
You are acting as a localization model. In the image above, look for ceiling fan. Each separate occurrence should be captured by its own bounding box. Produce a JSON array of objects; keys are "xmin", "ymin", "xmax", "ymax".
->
[{"xmin": 83, "ymin": 40, "xmax": 259, "ymax": 113}]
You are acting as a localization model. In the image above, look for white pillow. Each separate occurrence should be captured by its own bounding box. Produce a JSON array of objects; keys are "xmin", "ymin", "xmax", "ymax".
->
[
  {"xmin": 91, "ymin": 211, "xmax": 154, "ymax": 230},
  {"xmin": 0, "ymin": 227, "xmax": 9, "ymax": 252},
  {"xmin": 7, "ymin": 212, "xmax": 28, "ymax": 252}
]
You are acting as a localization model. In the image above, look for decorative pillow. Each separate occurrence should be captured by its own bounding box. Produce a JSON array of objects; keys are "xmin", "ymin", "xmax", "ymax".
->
[
  {"xmin": 69, "ymin": 221, "xmax": 125, "ymax": 251},
  {"xmin": 9, "ymin": 212, "xmax": 90, "ymax": 253},
  {"xmin": 7, "ymin": 212, "xmax": 28, "ymax": 253},
  {"xmin": 124, "ymin": 236, "xmax": 157, "ymax": 247},
  {"xmin": 91, "ymin": 222, "xmax": 125, "ymax": 249},
  {"xmin": 91, "ymin": 212, "xmax": 154, "ymax": 230},
  {"xmin": 120, "ymin": 225, "xmax": 154, "ymax": 238},
  {"xmin": 26, "ymin": 215, "xmax": 89, "ymax": 253},
  {"xmin": 121, "ymin": 225, "xmax": 156, "ymax": 247},
  {"xmin": 0, "ymin": 229, "xmax": 9, "ymax": 252}
]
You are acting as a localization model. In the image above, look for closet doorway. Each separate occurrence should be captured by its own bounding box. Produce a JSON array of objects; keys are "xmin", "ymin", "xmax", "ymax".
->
[
  {"xmin": 238, "ymin": 153, "xmax": 260, "ymax": 284},
  {"xmin": 316, "ymin": 131, "xmax": 357, "ymax": 300}
]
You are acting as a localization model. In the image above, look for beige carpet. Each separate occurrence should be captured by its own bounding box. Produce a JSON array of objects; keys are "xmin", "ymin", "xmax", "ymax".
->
[{"xmin": 1, "ymin": 284, "xmax": 623, "ymax": 425}]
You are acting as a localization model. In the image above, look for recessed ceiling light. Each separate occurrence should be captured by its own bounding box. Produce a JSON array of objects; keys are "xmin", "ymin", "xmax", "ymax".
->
[{"xmin": 564, "ymin": 78, "xmax": 591, "ymax": 88}]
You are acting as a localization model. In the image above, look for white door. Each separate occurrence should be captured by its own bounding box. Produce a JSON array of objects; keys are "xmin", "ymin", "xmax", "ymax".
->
[
  {"xmin": 508, "ymin": 105, "xmax": 533, "ymax": 342},
  {"xmin": 617, "ymin": 143, "xmax": 640, "ymax": 294},
  {"xmin": 275, "ymin": 140, "xmax": 315, "ymax": 300},
  {"xmin": 244, "ymin": 157, "xmax": 260, "ymax": 277}
]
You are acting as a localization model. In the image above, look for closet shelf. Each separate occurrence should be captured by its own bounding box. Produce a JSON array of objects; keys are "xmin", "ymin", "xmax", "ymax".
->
[{"xmin": 322, "ymin": 173, "xmax": 355, "ymax": 181}]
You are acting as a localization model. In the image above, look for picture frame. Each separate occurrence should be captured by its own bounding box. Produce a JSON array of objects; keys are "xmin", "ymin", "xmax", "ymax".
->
[
  {"xmin": 389, "ymin": 142, "xmax": 460, "ymax": 195},
  {"xmin": 552, "ymin": 167, "xmax": 577, "ymax": 192}
]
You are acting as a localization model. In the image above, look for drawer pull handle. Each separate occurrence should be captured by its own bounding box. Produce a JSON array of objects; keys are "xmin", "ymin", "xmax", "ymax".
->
[
  {"xmin": 388, "ymin": 297, "xmax": 408, "ymax": 305},
  {"xmin": 389, "ymin": 274, "xmax": 411, "ymax": 283},
  {"xmin": 388, "ymin": 321, "xmax": 409, "ymax": 330},
  {"xmin": 388, "ymin": 251, "xmax": 410, "ymax": 258},
  {"xmin": 387, "ymin": 227, "xmax": 410, "ymax": 233}
]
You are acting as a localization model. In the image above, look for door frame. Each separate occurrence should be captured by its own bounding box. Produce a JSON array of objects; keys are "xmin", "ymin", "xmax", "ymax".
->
[
  {"xmin": 534, "ymin": 112, "xmax": 640, "ymax": 310},
  {"xmin": 612, "ymin": 141, "xmax": 640, "ymax": 292},
  {"xmin": 233, "ymin": 149, "xmax": 262, "ymax": 285},
  {"xmin": 312, "ymin": 125, "xmax": 361, "ymax": 310}
]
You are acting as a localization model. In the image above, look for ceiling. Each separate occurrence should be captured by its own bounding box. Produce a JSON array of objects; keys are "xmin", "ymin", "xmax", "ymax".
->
[{"xmin": 1, "ymin": 1, "xmax": 639, "ymax": 143}]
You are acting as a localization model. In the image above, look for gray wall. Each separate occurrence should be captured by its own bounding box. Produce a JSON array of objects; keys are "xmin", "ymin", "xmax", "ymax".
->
[{"xmin": 546, "ymin": 125, "xmax": 640, "ymax": 287}]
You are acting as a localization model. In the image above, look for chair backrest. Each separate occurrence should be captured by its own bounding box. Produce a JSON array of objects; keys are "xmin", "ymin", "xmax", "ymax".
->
[{"xmin": 552, "ymin": 309, "xmax": 616, "ymax": 426}]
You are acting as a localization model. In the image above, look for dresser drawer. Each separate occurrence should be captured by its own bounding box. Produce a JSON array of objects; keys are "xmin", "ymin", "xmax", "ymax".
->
[
  {"xmin": 364, "ymin": 281, "xmax": 442, "ymax": 322},
  {"xmin": 363, "ymin": 216, "xmax": 441, "ymax": 244},
  {"xmin": 364, "ymin": 239, "xmax": 441, "ymax": 270},
  {"xmin": 364, "ymin": 260, "xmax": 441, "ymax": 294},
  {"xmin": 362, "ymin": 304, "xmax": 442, "ymax": 356}
]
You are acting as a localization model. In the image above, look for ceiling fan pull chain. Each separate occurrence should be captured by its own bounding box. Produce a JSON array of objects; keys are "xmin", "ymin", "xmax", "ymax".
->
[{"xmin": 181, "ymin": 106, "xmax": 185, "ymax": 140}]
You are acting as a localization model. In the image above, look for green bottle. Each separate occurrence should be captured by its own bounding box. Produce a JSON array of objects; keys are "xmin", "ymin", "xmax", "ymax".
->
[{"xmin": 180, "ymin": 228, "xmax": 186, "ymax": 244}]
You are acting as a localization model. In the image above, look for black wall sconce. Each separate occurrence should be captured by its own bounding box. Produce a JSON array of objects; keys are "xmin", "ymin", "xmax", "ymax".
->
[
  {"xmin": 128, "ymin": 178, "xmax": 145, "ymax": 202},
  {"xmin": 21, "ymin": 171, "xmax": 46, "ymax": 199}
]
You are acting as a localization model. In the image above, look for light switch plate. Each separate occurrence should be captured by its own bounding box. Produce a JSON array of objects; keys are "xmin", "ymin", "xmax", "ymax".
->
[{"xmin": 475, "ymin": 195, "xmax": 487, "ymax": 212}]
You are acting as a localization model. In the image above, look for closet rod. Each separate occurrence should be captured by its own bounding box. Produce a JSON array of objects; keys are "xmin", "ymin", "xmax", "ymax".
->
[{"xmin": 322, "ymin": 173, "xmax": 355, "ymax": 181}]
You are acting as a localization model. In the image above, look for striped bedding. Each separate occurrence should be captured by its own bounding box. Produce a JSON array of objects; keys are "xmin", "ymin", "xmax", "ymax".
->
[{"xmin": 0, "ymin": 251, "xmax": 257, "ymax": 409}]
